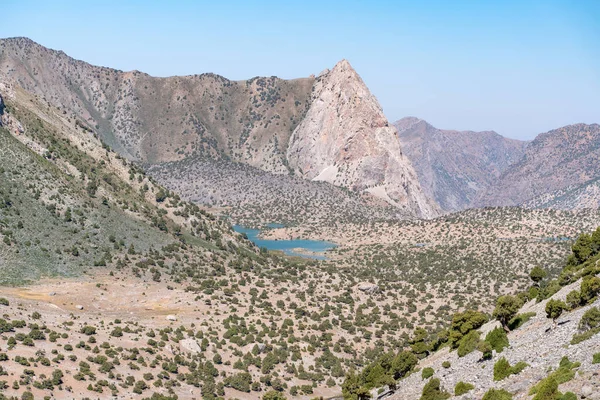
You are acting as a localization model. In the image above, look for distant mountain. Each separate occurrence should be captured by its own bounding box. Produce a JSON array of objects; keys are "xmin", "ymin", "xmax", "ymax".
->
[
  {"xmin": 395, "ymin": 117, "xmax": 528, "ymax": 212},
  {"xmin": 478, "ymin": 123, "xmax": 600, "ymax": 209},
  {"xmin": 0, "ymin": 37, "xmax": 437, "ymax": 218}
]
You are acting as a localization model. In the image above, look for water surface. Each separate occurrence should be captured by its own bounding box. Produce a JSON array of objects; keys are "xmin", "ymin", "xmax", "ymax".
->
[{"xmin": 233, "ymin": 225, "xmax": 336, "ymax": 260}]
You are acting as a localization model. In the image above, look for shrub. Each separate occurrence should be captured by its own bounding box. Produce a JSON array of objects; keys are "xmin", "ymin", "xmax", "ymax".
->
[
  {"xmin": 448, "ymin": 310, "xmax": 487, "ymax": 348},
  {"xmin": 262, "ymin": 391, "xmax": 287, "ymax": 400},
  {"xmin": 545, "ymin": 299, "xmax": 567, "ymax": 322},
  {"xmin": 593, "ymin": 353, "xmax": 600, "ymax": 364},
  {"xmin": 80, "ymin": 326, "xmax": 97, "ymax": 336},
  {"xmin": 565, "ymin": 290, "xmax": 582, "ymax": 309},
  {"xmin": 580, "ymin": 276, "xmax": 600, "ymax": 304},
  {"xmin": 456, "ymin": 330, "xmax": 480, "ymax": 357},
  {"xmin": 493, "ymin": 357, "xmax": 528, "ymax": 381},
  {"xmin": 561, "ymin": 393, "xmax": 577, "ymax": 400},
  {"xmin": 508, "ymin": 312, "xmax": 536, "ymax": 330},
  {"xmin": 579, "ymin": 307, "xmax": 600, "ymax": 331},
  {"xmin": 454, "ymin": 381, "xmax": 474, "ymax": 396},
  {"xmin": 532, "ymin": 376, "xmax": 559, "ymax": 400},
  {"xmin": 530, "ymin": 266, "xmax": 547, "ymax": 283},
  {"xmin": 420, "ymin": 378, "xmax": 451, "ymax": 400},
  {"xmin": 0, "ymin": 298, "xmax": 9, "ymax": 306},
  {"xmin": 441, "ymin": 361, "xmax": 451, "ymax": 369},
  {"xmin": 421, "ymin": 367, "xmax": 434, "ymax": 379},
  {"xmin": 493, "ymin": 295, "xmax": 522, "ymax": 331},
  {"xmin": 485, "ymin": 327, "xmax": 509, "ymax": 353},
  {"xmin": 572, "ymin": 307, "xmax": 600, "ymax": 344},
  {"xmin": 529, "ymin": 357, "xmax": 580, "ymax": 395},
  {"xmin": 482, "ymin": 388, "xmax": 513, "ymax": 400},
  {"xmin": 477, "ymin": 341, "xmax": 493, "ymax": 360}
]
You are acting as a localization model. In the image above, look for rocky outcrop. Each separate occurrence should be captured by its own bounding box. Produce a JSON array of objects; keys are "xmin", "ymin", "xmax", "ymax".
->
[
  {"xmin": 396, "ymin": 117, "xmax": 528, "ymax": 212},
  {"xmin": 179, "ymin": 338, "xmax": 201, "ymax": 354},
  {"xmin": 286, "ymin": 61, "xmax": 438, "ymax": 218}
]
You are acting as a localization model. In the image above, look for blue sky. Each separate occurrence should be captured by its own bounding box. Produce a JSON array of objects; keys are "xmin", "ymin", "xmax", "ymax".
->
[{"xmin": 2, "ymin": 0, "xmax": 599, "ymax": 139}]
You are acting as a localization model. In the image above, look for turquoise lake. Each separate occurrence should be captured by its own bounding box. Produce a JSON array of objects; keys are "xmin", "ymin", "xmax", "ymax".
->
[{"xmin": 233, "ymin": 225, "xmax": 337, "ymax": 260}]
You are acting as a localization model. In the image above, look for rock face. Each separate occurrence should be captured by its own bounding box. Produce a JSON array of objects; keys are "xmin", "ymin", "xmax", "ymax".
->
[
  {"xmin": 396, "ymin": 117, "xmax": 528, "ymax": 212},
  {"xmin": 357, "ymin": 282, "xmax": 379, "ymax": 294},
  {"xmin": 0, "ymin": 38, "xmax": 436, "ymax": 218},
  {"xmin": 179, "ymin": 338, "xmax": 201, "ymax": 354},
  {"xmin": 477, "ymin": 123, "xmax": 600, "ymax": 209},
  {"xmin": 287, "ymin": 61, "xmax": 438, "ymax": 218}
]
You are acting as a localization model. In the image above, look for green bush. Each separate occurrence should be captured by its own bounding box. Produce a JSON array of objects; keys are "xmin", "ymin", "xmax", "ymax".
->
[
  {"xmin": 579, "ymin": 307, "xmax": 600, "ymax": 330},
  {"xmin": 565, "ymin": 290, "xmax": 581, "ymax": 309},
  {"xmin": 571, "ymin": 307, "xmax": 600, "ymax": 344},
  {"xmin": 493, "ymin": 357, "xmax": 528, "ymax": 381},
  {"xmin": 0, "ymin": 298, "xmax": 9, "ymax": 306},
  {"xmin": 485, "ymin": 327, "xmax": 509, "ymax": 353},
  {"xmin": 441, "ymin": 361, "xmax": 451, "ymax": 369},
  {"xmin": 422, "ymin": 367, "xmax": 434, "ymax": 379},
  {"xmin": 477, "ymin": 341, "xmax": 493, "ymax": 360},
  {"xmin": 580, "ymin": 276, "xmax": 600, "ymax": 304},
  {"xmin": 593, "ymin": 353, "xmax": 600, "ymax": 364},
  {"xmin": 493, "ymin": 295, "xmax": 522, "ymax": 331},
  {"xmin": 532, "ymin": 376, "xmax": 559, "ymax": 400},
  {"xmin": 508, "ymin": 312, "xmax": 536, "ymax": 330},
  {"xmin": 420, "ymin": 378, "xmax": 451, "ymax": 400},
  {"xmin": 262, "ymin": 390, "xmax": 287, "ymax": 400},
  {"xmin": 457, "ymin": 330, "xmax": 480, "ymax": 357},
  {"xmin": 448, "ymin": 310, "xmax": 488, "ymax": 348},
  {"xmin": 545, "ymin": 299, "xmax": 567, "ymax": 322},
  {"xmin": 560, "ymin": 393, "xmax": 577, "ymax": 400},
  {"xmin": 454, "ymin": 381, "xmax": 474, "ymax": 396},
  {"xmin": 482, "ymin": 388, "xmax": 513, "ymax": 400},
  {"xmin": 529, "ymin": 357, "xmax": 580, "ymax": 395}
]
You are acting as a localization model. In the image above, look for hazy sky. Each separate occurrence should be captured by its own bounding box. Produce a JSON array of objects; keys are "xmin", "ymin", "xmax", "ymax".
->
[{"xmin": 2, "ymin": 0, "xmax": 599, "ymax": 139}]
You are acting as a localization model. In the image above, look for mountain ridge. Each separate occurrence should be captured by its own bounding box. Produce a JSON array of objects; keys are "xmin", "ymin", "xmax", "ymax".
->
[
  {"xmin": 395, "ymin": 117, "xmax": 529, "ymax": 212},
  {"xmin": 0, "ymin": 37, "xmax": 437, "ymax": 218}
]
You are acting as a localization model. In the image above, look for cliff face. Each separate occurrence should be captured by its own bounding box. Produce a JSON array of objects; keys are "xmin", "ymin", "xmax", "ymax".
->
[
  {"xmin": 396, "ymin": 117, "xmax": 528, "ymax": 212},
  {"xmin": 0, "ymin": 38, "xmax": 437, "ymax": 218},
  {"xmin": 287, "ymin": 61, "xmax": 438, "ymax": 218}
]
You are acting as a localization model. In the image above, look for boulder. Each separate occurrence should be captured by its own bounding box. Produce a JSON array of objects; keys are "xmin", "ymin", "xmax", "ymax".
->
[
  {"xmin": 582, "ymin": 385, "xmax": 594, "ymax": 398},
  {"xmin": 357, "ymin": 282, "xmax": 379, "ymax": 294},
  {"xmin": 166, "ymin": 314, "xmax": 178, "ymax": 321},
  {"xmin": 75, "ymin": 305, "xmax": 84, "ymax": 310},
  {"xmin": 179, "ymin": 338, "xmax": 201, "ymax": 354}
]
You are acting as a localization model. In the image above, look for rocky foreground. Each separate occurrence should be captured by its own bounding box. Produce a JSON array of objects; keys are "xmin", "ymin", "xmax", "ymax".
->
[{"xmin": 386, "ymin": 277, "xmax": 600, "ymax": 399}]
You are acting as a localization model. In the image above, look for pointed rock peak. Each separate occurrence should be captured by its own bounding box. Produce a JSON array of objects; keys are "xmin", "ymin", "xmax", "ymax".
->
[{"xmin": 331, "ymin": 59, "xmax": 357, "ymax": 74}]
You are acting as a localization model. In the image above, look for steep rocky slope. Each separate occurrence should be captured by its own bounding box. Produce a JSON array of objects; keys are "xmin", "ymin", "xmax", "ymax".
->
[
  {"xmin": 477, "ymin": 123, "xmax": 600, "ymax": 209},
  {"xmin": 395, "ymin": 117, "xmax": 528, "ymax": 212},
  {"xmin": 0, "ymin": 80, "xmax": 257, "ymax": 284},
  {"xmin": 0, "ymin": 37, "xmax": 435, "ymax": 218},
  {"xmin": 287, "ymin": 63, "xmax": 437, "ymax": 218},
  {"xmin": 387, "ymin": 280, "xmax": 600, "ymax": 399}
]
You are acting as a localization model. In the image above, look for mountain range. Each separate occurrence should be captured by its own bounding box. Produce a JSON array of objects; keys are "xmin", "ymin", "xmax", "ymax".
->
[{"xmin": 1, "ymin": 37, "xmax": 599, "ymax": 219}]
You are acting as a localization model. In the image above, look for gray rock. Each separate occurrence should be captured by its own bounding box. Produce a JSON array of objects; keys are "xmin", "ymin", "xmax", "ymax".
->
[
  {"xmin": 75, "ymin": 305, "xmax": 84, "ymax": 310},
  {"xmin": 166, "ymin": 314, "xmax": 178, "ymax": 321},
  {"xmin": 179, "ymin": 339, "xmax": 201, "ymax": 354},
  {"xmin": 582, "ymin": 385, "xmax": 594, "ymax": 398},
  {"xmin": 357, "ymin": 282, "xmax": 379, "ymax": 294}
]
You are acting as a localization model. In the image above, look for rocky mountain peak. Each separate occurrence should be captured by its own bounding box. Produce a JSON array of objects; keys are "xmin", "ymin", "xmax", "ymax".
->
[
  {"xmin": 286, "ymin": 61, "xmax": 438, "ymax": 218},
  {"xmin": 394, "ymin": 116, "xmax": 427, "ymax": 132}
]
